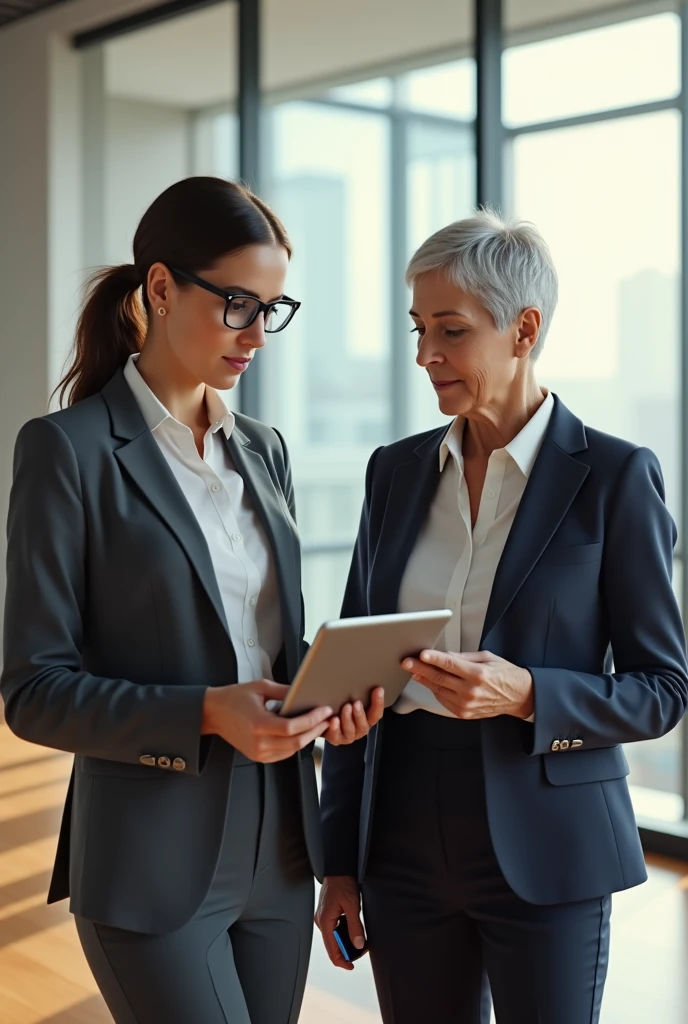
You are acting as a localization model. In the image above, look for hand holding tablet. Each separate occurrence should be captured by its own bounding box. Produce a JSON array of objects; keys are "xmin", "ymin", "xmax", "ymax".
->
[
  {"xmin": 279, "ymin": 609, "xmax": 453, "ymax": 718},
  {"xmin": 321, "ymin": 685, "xmax": 386, "ymax": 746}
]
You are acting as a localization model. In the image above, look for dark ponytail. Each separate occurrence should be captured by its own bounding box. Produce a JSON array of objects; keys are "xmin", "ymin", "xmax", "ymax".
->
[
  {"xmin": 57, "ymin": 177, "xmax": 291, "ymax": 406},
  {"xmin": 57, "ymin": 264, "xmax": 145, "ymax": 407}
]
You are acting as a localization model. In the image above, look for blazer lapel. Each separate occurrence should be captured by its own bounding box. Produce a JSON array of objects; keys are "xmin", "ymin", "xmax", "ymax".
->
[
  {"xmin": 368, "ymin": 428, "xmax": 448, "ymax": 615},
  {"xmin": 102, "ymin": 371, "xmax": 231, "ymax": 639},
  {"xmin": 481, "ymin": 398, "xmax": 590, "ymax": 643},
  {"xmin": 228, "ymin": 427, "xmax": 301, "ymax": 677}
]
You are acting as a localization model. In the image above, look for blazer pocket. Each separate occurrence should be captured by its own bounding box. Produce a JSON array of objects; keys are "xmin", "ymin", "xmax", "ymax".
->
[
  {"xmin": 537, "ymin": 541, "xmax": 602, "ymax": 566},
  {"xmin": 543, "ymin": 744, "xmax": 630, "ymax": 785},
  {"xmin": 79, "ymin": 755, "xmax": 168, "ymax": 780}
]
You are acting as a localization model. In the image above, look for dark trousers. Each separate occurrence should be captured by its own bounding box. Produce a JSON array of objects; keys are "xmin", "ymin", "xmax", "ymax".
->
[
  {"xmin": 362, "ymin": 711, "xmax": 611, "ymax": 1024},
  {"xmin": 76, "ymin": 754, "xmax": 314, "ymax": 1024}
]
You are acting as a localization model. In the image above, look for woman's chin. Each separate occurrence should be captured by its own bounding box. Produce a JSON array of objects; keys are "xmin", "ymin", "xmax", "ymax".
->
[
  {"xmin": 436, "ymin": 389, "xmax": 471, "ymax": 418},
  {"xmin": 207, "ymin": 365, "xmax": 240, "ymax": 391}
]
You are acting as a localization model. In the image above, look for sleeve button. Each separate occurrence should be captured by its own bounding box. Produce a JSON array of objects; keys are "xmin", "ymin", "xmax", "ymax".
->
[
  {"xmin": 550, "ymin": 740, "xmax": 561, "ymax": 752},
  {"xmin": 172, "ymin": 758, "xmax": 187, "ymax": 771},
  {"xmin": 157, "ymin": 756, "xmax": 171, "ymax": 769}
]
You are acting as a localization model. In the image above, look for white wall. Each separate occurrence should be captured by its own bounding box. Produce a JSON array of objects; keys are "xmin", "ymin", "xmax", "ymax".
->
[
  {"xmin": 0, "ymin": 0, "xmax": 145, "ymax": 654},
  {"xmin": 0, "ymin": 21, "xmax": 51, "ymax": 658},
  {"xmin": 104, "ymin": 98, "xmax": 191, "ymax": 264}
]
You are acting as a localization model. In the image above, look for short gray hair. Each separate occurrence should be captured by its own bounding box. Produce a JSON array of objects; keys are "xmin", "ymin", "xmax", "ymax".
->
[{"xmin": 406, "ymin": 208, "xmax": 558, "ymax": 360}]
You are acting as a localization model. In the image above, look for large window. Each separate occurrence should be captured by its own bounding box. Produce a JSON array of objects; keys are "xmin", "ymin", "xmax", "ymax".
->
[
  {"xmin": 504, "ymin": 11, "xmax": 684, "ymax": 825},
  {"xmin": 263, "ymin": 102, "xmax": 393, "ymax": 636},
  {"xmin": 266, "ymin": 8, "xmax": 688, "ymax": 834},
  {"xmin": 511, "ymin": 112, "xmax": 681, "ymax": 521},
  {"xmin": 503, "ymin": 13, "xmax": 681, "ymax": 127},
  {"xmin": 406, "ymin": 64, "xmax": 476, "ymax": 434},
  {"xmin": 259, "ymin": 62, "xmax": 476, "ymax": 634}
]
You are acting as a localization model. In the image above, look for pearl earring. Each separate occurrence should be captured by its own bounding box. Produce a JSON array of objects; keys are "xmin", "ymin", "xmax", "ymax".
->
[{"xmin": 158, "ymin": 307, "xmax": 166, "ymax": 316}]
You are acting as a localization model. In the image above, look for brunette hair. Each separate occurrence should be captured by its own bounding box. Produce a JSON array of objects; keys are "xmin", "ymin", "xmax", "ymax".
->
[{"xmin": 56, "ymin": 177, "xmax": 291, "ymax": 405}]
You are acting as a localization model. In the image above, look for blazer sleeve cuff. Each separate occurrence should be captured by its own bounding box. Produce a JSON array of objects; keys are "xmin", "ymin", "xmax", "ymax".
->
[
  {"xmin": 132, "ymin": 684, "xmax": 210, "ymax": 777},
  {"xmin": 527, "ymin": 666, "xmax": 580, "ymax": 755}
]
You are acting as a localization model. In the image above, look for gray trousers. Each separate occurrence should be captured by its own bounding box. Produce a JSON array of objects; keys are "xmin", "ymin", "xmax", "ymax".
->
[{"xmin": 76, "ymin": 755, "xmax": 314, "ymax": 1024}]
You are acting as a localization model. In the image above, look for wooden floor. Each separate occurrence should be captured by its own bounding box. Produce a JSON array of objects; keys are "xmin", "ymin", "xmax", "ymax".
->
[{"xmin": 0, "ymin": 720, "xmax": 686, "ymax": 1023}]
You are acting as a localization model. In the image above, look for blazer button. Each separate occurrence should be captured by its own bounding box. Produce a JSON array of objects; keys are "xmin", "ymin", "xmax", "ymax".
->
[
  {"xmin": 139, "ymin": 754, "xmax": 156, "ymax": 767},
  {"xmin": 550, "ymin": 740, "xmax": 561, "ymax": 752},
  {"xmin": 157, "ymin": 756, "xmax": 171, "ymax": 769},
  {"xmin": 172, "ymin": 757, "xmax": 187, "ymax": 771},
  {"xmin": 571, "ymin": 739, "xmax": 584, "ymax": 749},
  {"xmin": 560, "ymin": 740, "xmax": 570, "ymax": 751}
]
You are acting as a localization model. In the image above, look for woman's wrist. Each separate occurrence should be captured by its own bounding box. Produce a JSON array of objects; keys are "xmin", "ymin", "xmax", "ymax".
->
[
  {"xmin": 201, "ymin": 686, "xmax": 223, "ymax": 735},
  {"xmin": 514, "ymin": 668, "xmax": 535, "ymax": 719}
]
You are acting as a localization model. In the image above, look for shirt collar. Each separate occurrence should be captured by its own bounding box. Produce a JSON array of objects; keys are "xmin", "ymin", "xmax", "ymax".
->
[
  {"xmin": 439, "ymin": 417, "xmax": 465, "ymax": 472},
  {"xmin": 123, "ymin": 353, "xmax": 235, "ymax": 440},
  {"xmin": 439, "ymin": 390, "xmax": 554, "ymax": 478}
]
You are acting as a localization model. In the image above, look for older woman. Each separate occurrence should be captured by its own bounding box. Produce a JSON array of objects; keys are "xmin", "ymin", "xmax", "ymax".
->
[{"xmin": 316, "ymin": 211, "xmax": 688, "ymax": 1024}]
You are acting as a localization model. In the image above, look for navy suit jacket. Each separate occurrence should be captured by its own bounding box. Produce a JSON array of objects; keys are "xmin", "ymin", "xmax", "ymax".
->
[{"xmin": 321, "ymin": 396, "xmax": 688, "ymax": 905}]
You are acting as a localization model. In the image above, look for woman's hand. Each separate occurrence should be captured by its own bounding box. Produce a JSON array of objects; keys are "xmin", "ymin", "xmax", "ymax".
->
[
  {"xmin": 323, "ymin": 687, "xmax": 385, "ymax": 746},
  {"xmin": 202, "ymin": 680, "xmax": 333, "ymax": 762},
  {"xmin": 315, "ymin": 875, "xmax": 367, "ymax": 971},
  {"xmin": 403, "ymin": 650, "xmax": 534, "ymax": 720}
]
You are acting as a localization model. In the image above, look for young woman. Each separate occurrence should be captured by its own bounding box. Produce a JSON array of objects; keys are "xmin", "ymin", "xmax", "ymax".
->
[{"xmin": 1, "ymin": 176, "xmax": 382, "ymax": 1024}]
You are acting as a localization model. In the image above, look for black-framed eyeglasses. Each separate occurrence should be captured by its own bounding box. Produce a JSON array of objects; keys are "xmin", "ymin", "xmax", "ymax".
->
[{"xmin": 169, "ymin": 266, "xmax": 301, "ymax": 333}]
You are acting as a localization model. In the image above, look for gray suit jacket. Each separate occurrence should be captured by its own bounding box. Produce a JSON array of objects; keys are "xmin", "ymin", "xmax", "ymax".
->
[{"xmin": 1, "ymin": 369, "xmax": 322, "ymax": 934}]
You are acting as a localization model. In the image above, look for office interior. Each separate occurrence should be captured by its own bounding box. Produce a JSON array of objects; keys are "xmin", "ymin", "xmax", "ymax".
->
[{"xmin": 0, "ymin": 0, "xmax": 687, "ymax": 1021}]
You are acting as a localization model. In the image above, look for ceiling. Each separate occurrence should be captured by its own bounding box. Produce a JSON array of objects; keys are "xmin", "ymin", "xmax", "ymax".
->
[
  {"xmin": 105, "ymin": 3, "xmax": 236, "ymax": 108},
  {"xmin": 0, "ymin": 0, "xmax": 663, "ymax": 91},
  {"xmin": 0, "ymin": 0, "xmax": 70, "ymax": 29}
]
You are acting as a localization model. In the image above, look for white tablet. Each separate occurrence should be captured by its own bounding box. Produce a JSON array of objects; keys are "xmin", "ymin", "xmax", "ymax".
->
[{"xmin": 279, "ymin": 609, "xmax": 453, "ymax": 717}]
